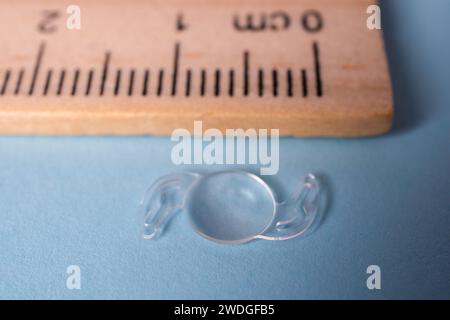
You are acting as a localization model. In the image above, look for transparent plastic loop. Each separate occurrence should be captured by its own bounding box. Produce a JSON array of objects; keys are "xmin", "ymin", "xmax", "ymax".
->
[
  {"xmin": 141, "ymin": 172, "xmax": 200, "ymax": 239},
  {"xmin": 141, "ymin": 170, "xmax": 321, "ymax": 244},
  {"xmin": 257, "ymin": 174, "xmax": 320, "ymax": 241}
]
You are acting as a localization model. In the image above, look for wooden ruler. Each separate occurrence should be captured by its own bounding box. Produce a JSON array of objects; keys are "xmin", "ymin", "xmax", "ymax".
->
[{"xmin": 0, "ymin": 0, "xmax": 392, "ymax": 136}]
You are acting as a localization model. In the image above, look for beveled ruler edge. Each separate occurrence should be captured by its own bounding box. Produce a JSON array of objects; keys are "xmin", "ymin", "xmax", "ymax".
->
[{"xmin": 0, "ymin": 106, "xmax": 393, "ymax": 136}]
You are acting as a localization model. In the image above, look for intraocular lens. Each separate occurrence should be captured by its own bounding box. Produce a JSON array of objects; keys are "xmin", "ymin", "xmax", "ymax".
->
[{"xmin": 141, "ymin": 170, "xmax": 321, "ymax": 244}]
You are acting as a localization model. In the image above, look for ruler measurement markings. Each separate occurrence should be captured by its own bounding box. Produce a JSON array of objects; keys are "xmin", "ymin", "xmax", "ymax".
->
[
  {"xmin": 243, "ymin": 51, "xmax": 249, "ymax": 96},
  {"xmin": 200, "ymin": 69, "xmax": 206, "ymax": 97},
  {"xmin": 28, "ymin": 42, "xmax": 45, "ymax": 96},
  {"xmin": 85, "ymin": 69, "xmax": 94, "ymax": 96},
  {"xmin": 128, "ymin": 69, "xmax": 135, "ymax": 96},
  {"xmin": 99, "ymin": 52, "xmax": 111, "ymax": 96},
  {"xmin": 185, "ymin": 69, "xmax": 192, "ymax": 97},
  {"xmin": 142, "ymin": 69, "xmax": 149, "ymax": 96},
  {"xmin": 271, "ymin": 69, "xmax": 278, "ymax": 97},
  {"xmin": 301, "ymin": 69, "xmax": 308, "ymax": 97},
  {"xmin": 43, "ymin": 69, "xmax": 52, "ymax": 96},
  {"xmin": 258, "ymin": 68, "xmax": 264, "ymax": 97},
  {"xmin": 313, "ymin": 41, "xmax": 323, "ymax": 97},
  {"xmin": 287, "ymin": 69, "xmax": 293, "ymax": 97},
  {"xmin": 71, "ymin": 69, "xmax": 80, "ymax": 96},
  {"xmin": 14, "ymin": 69, "xmax": 25, "ymax": 95},
  {"xmin": 0, "ymin": 41, "xmax": 321, "ymax": 99},
  {"xmin": 0, "ymin": 70, "xmax": 11, "ymax": 95},
  {"xmin": 228, "ymin": 69, "xmax": 235, "ymax": 97},
  {"xmin": 157, "ymin": 69, "xmax": 164, "ymax": 96},
  {"xmin": 214, "ymin": 69, "xmax": 221, "ymax": 97},
  {"xmin": 56, "ymin": 69, "xmax": 66, "ymax": 95},
  {"xmin": 114, "ymin": 69, "xmax": 122, "ymax": 96},
  {"xmin": 171, "ymin": 42, "xmax": 180, "ymax": 96}
]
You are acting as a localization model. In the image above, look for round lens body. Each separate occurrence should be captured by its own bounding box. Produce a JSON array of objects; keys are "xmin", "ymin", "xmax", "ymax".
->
[{"xmin": 186, "ymin": 171, "xmax": 276, "ymax": 243}]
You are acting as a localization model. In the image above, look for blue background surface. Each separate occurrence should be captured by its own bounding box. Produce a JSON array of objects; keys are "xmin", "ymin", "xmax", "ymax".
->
[{"xmin": 0, "ymin": 0, "xmax": 449, "ymax": 299}]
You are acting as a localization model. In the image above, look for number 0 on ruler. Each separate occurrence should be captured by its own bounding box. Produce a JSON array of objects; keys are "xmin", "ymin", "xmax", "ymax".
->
[{"xmin": 0, "ymin": 0, "xmax": 393, "ymax": 136}]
